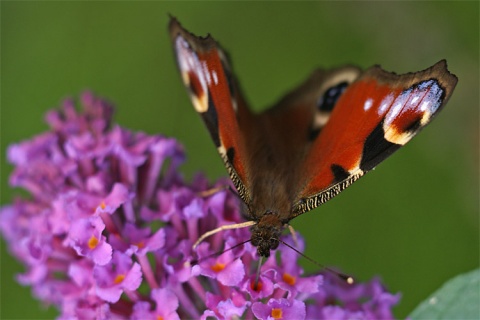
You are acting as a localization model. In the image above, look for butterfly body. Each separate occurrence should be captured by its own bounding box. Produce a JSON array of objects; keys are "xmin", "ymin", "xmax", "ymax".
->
[{"xmin": 169, "ymin": 18, "xmax": 457, "ymax": 258}]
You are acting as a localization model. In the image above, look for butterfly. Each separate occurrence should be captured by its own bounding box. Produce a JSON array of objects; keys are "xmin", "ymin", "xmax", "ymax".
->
[{"xmin": 169, "ymin": 18, "xmax": 458, "ymax": 259}]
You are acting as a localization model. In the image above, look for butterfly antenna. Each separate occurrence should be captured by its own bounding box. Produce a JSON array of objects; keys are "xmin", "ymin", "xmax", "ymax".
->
[
  {"xmin": 191, "ymin": 239, "xmax": 251, "ymax": 265},
  {"xmin": 254, "ymin": 256, "xmax": 264, "ymax": 290},
  {"xmin": 279, "ymin": 239, "xmax": 354, "ymax": 284}
]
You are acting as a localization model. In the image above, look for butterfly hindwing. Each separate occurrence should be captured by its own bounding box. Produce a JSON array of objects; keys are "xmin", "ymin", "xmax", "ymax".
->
[
  {"xmin": 291, "ymin": 60, "xmax": 458, "ymax": 217},
  {"xmin": 262, "ymin": 66, "xmax": 362, "ymax": 145}
]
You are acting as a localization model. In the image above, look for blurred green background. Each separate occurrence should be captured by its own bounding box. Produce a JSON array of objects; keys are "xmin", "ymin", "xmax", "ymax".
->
[{"xmin": 1, "ymin": 2, "xmax": 478, "ymax": 319}]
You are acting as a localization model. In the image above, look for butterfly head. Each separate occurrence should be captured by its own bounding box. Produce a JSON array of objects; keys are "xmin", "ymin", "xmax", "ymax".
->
[{"xmin": 250, "ymin": 211, "xmax": 284, "ymax": 258}]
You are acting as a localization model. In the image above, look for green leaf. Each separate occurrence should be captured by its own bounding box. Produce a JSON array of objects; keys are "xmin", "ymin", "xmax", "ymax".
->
[{"xmin": 410, "ymin": 269, "xmax": 480, "ymax": 319}]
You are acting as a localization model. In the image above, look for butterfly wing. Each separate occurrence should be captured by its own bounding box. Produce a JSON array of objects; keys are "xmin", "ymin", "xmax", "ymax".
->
[
  {"xmin": 169, "ymin": 18, "xmax": 255, "ymax": 206},
  {"xmin": 290, "ymin": 60, "xmax": 458, "ymax": 217},
  {"xmin": 170, "ymin": 18, "xmax": 458, "ymax": 222},
  {"xmin": 261, "ymin": 66, "xmax": 362, "ymax": 146}
]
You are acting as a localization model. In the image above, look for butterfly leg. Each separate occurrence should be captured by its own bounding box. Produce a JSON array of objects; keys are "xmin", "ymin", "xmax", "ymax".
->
[
  {"xmin": 287, "ymin": 224, "xmax": 299, "ymax": 248},
  {"xmin": 197, "ymin": 185, "xmax": 250, "ymax": 220},
  {"xmin": 197, "ymin": 184, "xmax": 241, "ymax": 200},
  {"xmin": 193, "ymin": 220, "xmax": 256, "ymax": 250},
  {"xmin": 197, "ymin": 185, "xmax": 228, "ymax": 197}
]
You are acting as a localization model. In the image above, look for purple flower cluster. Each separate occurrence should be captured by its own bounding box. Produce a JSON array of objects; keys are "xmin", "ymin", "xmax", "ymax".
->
[{"xmin": 1, "ymin": 92, "xmax": 401, "ymax": 319}]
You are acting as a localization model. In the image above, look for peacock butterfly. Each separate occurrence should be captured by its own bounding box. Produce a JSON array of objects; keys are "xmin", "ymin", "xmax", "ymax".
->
[{"xmin": 168, "ymin": 18, "xmax": 458, "ymax": 259}]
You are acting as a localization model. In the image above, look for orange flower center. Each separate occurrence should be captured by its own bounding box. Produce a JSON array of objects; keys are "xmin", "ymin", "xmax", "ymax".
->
[
  {"xmin": 100, "ymin": 201, "xmax": 106, "ymax": 210},
  {"xmin": 88, "ymin": 235, "xmax": 99, "ymax": 249},
  {"xmin": 271, "ymin": 308, "xmax": 283, "ymax": 319},
  {"xmin": 135, "ymin": 241, "xmax": 145, "ymax": 249},
  {"xmin": 114, "ymin": 274, "xmax": 125, "ymax": 284},
  {"xmin": 250, "ymin": 280, "xmax": 263, "ymax": 291},
  {"xmin": 282, "ymin": 272, "xmax": 296, "ymax": 285},
  {"xmin": 210, "ymin": 262, "xmax": 225, "ymax": 273}
]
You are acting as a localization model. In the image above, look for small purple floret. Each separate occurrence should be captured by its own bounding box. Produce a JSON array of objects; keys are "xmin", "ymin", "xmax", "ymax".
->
[{"xmin": 1, "ymin": 92, "xmax": 401, "ymax": 319}]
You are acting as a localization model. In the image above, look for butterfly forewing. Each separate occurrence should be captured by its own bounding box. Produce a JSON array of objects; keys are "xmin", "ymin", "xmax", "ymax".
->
[{"xmin": 169, "ymin": 18, "xmax": 255, "ymax": 206}]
